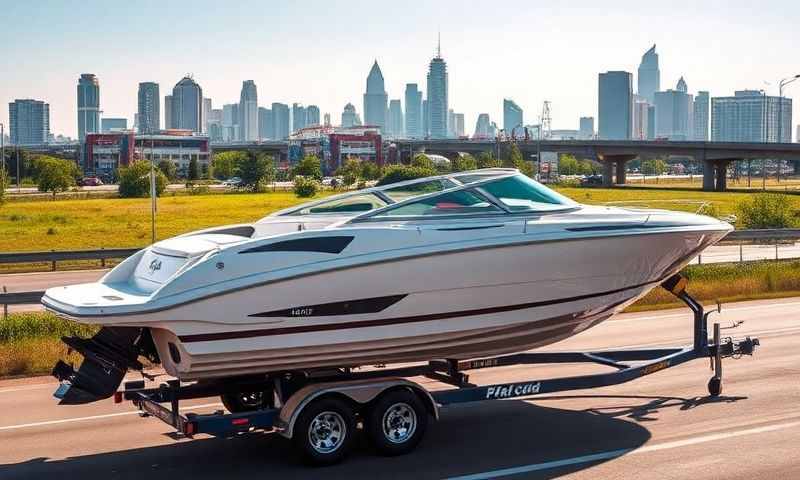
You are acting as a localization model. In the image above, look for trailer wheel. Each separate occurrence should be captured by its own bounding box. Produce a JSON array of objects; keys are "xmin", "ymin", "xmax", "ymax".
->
[
  {"xmin": 366, "ymin": 389, "xmax": 428, "ymax": 456},
  {"xmin": 293, "ymin": 397, "xmax": 357, "ymax": 465},
  {"xmin": 221, "ymin": 390, "xmax": 271, "ymax": 413},
  {"xmin": 707, "ymin": 377, "xmax": 722, "ymax": 397}
]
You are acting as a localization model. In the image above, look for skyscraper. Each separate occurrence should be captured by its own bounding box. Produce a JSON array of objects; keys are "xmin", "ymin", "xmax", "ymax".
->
[
  {"xmin": 77, "ymin": 73, "xmax": 100, "ymax": 141},
  {"xmin": 306, "ymin": 105, "xmax": 321, "ymax": 126},
  {"xmin": 453, "ymin": 113, "xmax": 465, "ymax": 137},
  {"xmin": 222, "ymin": 103, "xmax": 239, "ymax": 141},
  {"xmin": 473, "ymin": 113, "xmax": 492, "ymax": 139},
  {"xmin": 388, "ymin": 99, "xmax": 404, "ymax": 137},
  {"xmin": 637, "ymin": 45, "xmax": 660, "ymax": 104},
  {"xmin": 137, "ymin": 82, "xmax": 160, "ymax": 134},
  {"xmin": 202, "ymin": 98, "xmax": 212, "ymax": 134},
  {"xmin": 323, "ymin": 113, "xmax": 331, "ymax": 126},
  {"xmin": 422, "ymin": 99, "xmax": 429, "ymax": 137},
  {"xmin": 503, "ymin": 99, "xmax": 523, "ymax": 135},
  {"xmin": 598, "ymin": 71, "xmax": 633, "ymax": 140},
  {"xmin": 164, "ymin": 95, "xmax": 173, "ymax": 129},
  {"xmin": 426, "ymin": 40, "xmax": 448, "ymax": 139},
  {"xmin": 271, "ymin": 102, "xmax": 290, "ymax": 139},
  {"xmin": 654, "ymin": 78, "xmax": 694, "ymax": 140},
  {"xmin": 292, "ymin": 103, "xmax": 307, "ymax": 132},
  {"xmin": 239, "ymin": 80, "xmax": 258, "ymax": 141},
  {"xmin": 363, "ymin": 61, "xmax": 388, "ymax": 130},
  {"xmin": 632, "ymin": 96, "xmax": 649, "ymax": 140},
  {"xmin": 404, "ymin": 84, "xmax": 423, "ymax": 138},
  {"xmin": 341, "ymin": 103, "xmax": 358, "ymax": 128},
  {"xmin": 579, "ymin": 116, "xmax": 595, "ymax": 139},
  {"xmin": 258, "ymin": 107, "xmax": 273, "ymax": 140},
  {"xmin": 171, "ymin": 76, "xmax": 203, "ymax": 133},
  {"xmin": 9, "ymin": 99, "xmax": 50, "ymax": 145},
  {"xmin": 711, "ymin": 90, "xmax": 792, "ymax": 142},
  {"xmin": 693, "ymin": 91, "xmax": 710, "ymax": 141}
]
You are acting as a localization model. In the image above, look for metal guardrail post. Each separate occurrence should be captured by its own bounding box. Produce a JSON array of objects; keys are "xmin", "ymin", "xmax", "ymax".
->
[
  {"xmin": 51, "ymin": 250, "xmax": 56, "ymax": 271},
  {"xmin": 739, "ymin": 242, "xmax": 743, "ymax": 263},
  {"xmin": 3, "ymin": 286, "xmax": 7, "ymax": 320}
]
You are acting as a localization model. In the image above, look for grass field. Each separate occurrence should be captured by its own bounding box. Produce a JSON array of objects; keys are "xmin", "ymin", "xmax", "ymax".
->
[{"xmin": 626, "ymin": 175, "xmax": 800, "ymax": 191}]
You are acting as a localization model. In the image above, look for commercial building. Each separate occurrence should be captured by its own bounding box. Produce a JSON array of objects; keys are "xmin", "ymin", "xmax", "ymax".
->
[
  {"xmin": 164, "ymin": 95, "xmax": 173, "ymax": 129},
  {"xmin": 653, "ymin": 79, "xmax": 694, "ymax": 141},
  {"xmin": 387, "ymin": 99, "xmax": 404, "ymax": 138},
  {"xmin": 9, "ymin": 99, "xmax": 50, "ymax": 145},
  {"xmin": 101, "ymin": 118, "xmax": 128, "ymax": 132},
  {"xmin": 202, "ymin": 98, "xmax": 212, "ymax": 134},
  {"xmin": 503, "ymin": 99, "xmax": 523, "ymax": 135},
  {"xmin": 288, "ymin": 125, "xmax": 383, "ymax": 174},
  {"xmin": 272, "ymin": 102, "xmax": 290, "ymax": 139},
  {"xmin": 453, "ymin": 113, "xmax": 465, "ymax": 137},
  {"xmin": 363, "ymin": 61, "xmax": 388, "ymax": 131},
  {"xmin": 170, "ymin": 76, "xmax": 203, "ymax": 134},
  {"xmin": 579, "ymin": 116, "xmax": 594, "ymax": 139},
  {"xmin": 632, "ymin": 96, "xmax": 649, "ymax": 140},
  {"xmin": 404, "ymin": 84, "xmax": 423, "ymax": 138},
  {"xmin": 77, "ymin": 73, "xmax": 100, "ymax": 141},
  {"xmin": 239, "ymin": 80, "xmax": 258, "ymax": 141},
  {"xmin": 207, "ymin": 108, "xmax": 223, "ymax": 143},
  {"xmin": 711, "ymin": 90, "xmax": 792, "ymax": 143},
  {"xmin": 292, "ymin": 103, "xmax": 307, "ymax": 132},
  {"xmin": 306, "ymin": 105, "xmax": 321, "ymax": 126},
  {"xmin": 598, "ymin": 71, "xmax": 632, "ymax": 140},
  {"xmin": 693, "ymin": 91, "xmax": 710, "ymax": 141},
  {"xmin": 341, "ymin": 103, "xmax": 359, "ymax": 128},
  {"xmin": 637, "ymin": 45, "xmax": 660, "ymax": 104},
  {"xmin": 426, "ymin": 45, "xmax": 449, "ymax": 138},
  {"xmin": 473, "ymin": 113, "xmax": 493, "ymax": 139},
  {"xmin": 258, "ymin": 107, "xmax": 273, "ymax": 140},
  {"xmin": 222, "ymin": 103, "xmax": 239, "ymax": 141},
  {"xmin": 137, "ymin": 82, "xmax": 160, "ymax": 134}
]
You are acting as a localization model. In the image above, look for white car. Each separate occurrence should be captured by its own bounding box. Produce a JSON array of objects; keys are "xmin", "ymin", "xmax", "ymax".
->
[{"xmin": 221, "ymin": 177, "xmax": 242, "ymax": 187}]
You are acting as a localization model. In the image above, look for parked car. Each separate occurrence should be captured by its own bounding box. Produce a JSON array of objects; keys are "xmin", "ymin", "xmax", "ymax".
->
[
  {"xmin": 221, "ymin": 177, "xmax": 242, "ymax": 187},
  {"xmin": 79, "ymin": 176, "xmax": 104, "ymax": 187},
  {"xmin": 580, "ymin": 174, "xmax": 604, "ymax": 186}
]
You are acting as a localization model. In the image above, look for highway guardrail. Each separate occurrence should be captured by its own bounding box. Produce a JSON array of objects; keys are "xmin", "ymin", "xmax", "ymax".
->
[{"xmin": 0, "ymin": 248, "xmax": 139, "ymax": 271}]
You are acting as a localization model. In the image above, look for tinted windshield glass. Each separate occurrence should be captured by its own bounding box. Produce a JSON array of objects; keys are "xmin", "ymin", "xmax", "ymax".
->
[
  {"xmin": 382, "ymin": 179, "xmax": 458, "ymax": 202},
  {"xmin": 479, "ymin": 175, "xmax": 576, "ymax": 211},
  {"xmin": 375, "ymin": 190, "xmax": 502, "ymax": 217},
  {"xmin": 296, "ymin": 194, "xmax": 387, "ymax": 215}
]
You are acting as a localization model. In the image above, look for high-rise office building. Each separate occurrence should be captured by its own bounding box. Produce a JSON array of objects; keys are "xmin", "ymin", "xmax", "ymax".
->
[
  {"xmin": 137, "ymin": 82, "xmax": 160, "ymax": 134},
  {"xmin": 306, "ymin": 105, "xmax": 321, "ymax": 126},
  {"xmin": 503, "ymin": 99, "xmax": 524, "ymax": 136},
  {"xmin": 239, "ymin": 80, "xmax": 258, "ymax": 141},
  {"xmin": 323, "ymin": 113, "xmax": 331, "ymax": 126},
  {"xmin": 222, "ymin": 103, "xmax": 239, "ymax": 141},
  {"xmin": 711, "ymin": 90, "xmax": 792, "ymax": 142},
  {"xmin": 422, "ymin": 100, "xmax": 429, "ymax": 137},
  {"xmin": 404, "ymin": 84, "xmax": 423, "ymax": 138},
  {"xmin": 101, "ymin": 118, "xmax": 127, "ymax": 132},
  {"xmin": 207, "ymin": 108, "xmax": 223, "ymax": 142},
  {"xmin": 388, "ymin": 99, "xmax": 404, "ymax": 137},
  {"xmin": 202, "ymin": 98, "xmax": 212, "ymax": 134},
  {"xmin": 653, "ymin": 79, "xmax": 694, "ymax": 140},
  {"xmin": 363, "ymin": 61, "xmax": 388, "ymax": 130},
  {"xmin": 258, "ymin": 107, "xmax": 273, "ymax": 140},
  {"xmin": 9, "ymin": 99, "xmax": 49, "ymax": 145},
  {"xmin": 292, "ymin": 103, "xmax": 307, "ymax": 132},
  {"xmin": 637, "ymin": 45, "xmax": 660, "ymax": 104},
  {"xmin": 598, "ymin": 71, "xmax": 633, "ymax": 140},
  {"xmin": 426, "ymin": 41, "xmax": 448, "ymax": 139},
  {"xmin": 272, "ymin": 102, "xmax": 290, "ymax": 139},
  {"xmin": 693, "ymin": 91, "xmax": 710, "ymax": 141},
  {"xmin": 632, "ymin": 96, "xmax": 650, "ymax": 140},
  {"xmin": 164, "ymin": 95, "xmax": 173, "ymax": 129},
  {"xmin": 453, "ymin": 113, "xmax": 465, "ymax": 137},
  {"xmin": 579, "ymin": 116, "xmax": 594, "ymax": 139},
  {"xmin": 170, "ymin": 76, "xmax": 203, "ymax": 133},
  {"xmin": 474, "ymin": 113, "xmax": 492, "ymax": 139},
  {"xmin": 341, "ymin": 103, "xmax": 358, "ymax": 128},
  {"xmin": 77, "ymin": 73, "xmax": 100, "ymax": 141}
]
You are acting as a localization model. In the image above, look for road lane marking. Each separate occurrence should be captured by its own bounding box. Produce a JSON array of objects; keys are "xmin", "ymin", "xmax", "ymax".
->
[
  {"xmin": 610, "ymin": 300, "xmax": 800, "ymax": 323},
  {"xmin": 447, "ymin": 420, "xmax": 800, "ymax": 480},
  {"xmin": 0, "ymin": 402, "xmax": 223, "ymax": 431}
]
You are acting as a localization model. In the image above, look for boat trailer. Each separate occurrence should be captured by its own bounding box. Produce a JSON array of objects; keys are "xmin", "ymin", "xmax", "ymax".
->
[{"xmin": 116, "ymin": 274, "xmax": 759, "ymax": 465}]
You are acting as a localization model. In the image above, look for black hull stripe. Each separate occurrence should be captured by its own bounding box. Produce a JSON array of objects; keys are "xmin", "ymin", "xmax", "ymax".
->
[{"xmin": 178, "ymin": 278, "xmax": 659, "ymax": 343}]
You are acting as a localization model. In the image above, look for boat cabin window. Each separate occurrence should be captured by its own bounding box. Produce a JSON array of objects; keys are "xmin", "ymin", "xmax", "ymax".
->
[
  {"xmin": 373, "ymin": 190, "xmax": 502, "ymax": 217},
  {"xmin": 479, "ymin": 175, "xmax": 576, "ymax": 212},
  {"xmin": 382, "ymin": 179, "xmax": 458, "ymax": 202},
  {"xmin": 295, "ymin": 193, "xmax": 388, "ymax": 215}
]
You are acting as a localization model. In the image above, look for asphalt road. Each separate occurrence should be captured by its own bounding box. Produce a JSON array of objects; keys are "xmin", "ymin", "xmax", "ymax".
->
[{"xmin": 1, "ymin": 297, "xmax": 798, "ymax": 479}]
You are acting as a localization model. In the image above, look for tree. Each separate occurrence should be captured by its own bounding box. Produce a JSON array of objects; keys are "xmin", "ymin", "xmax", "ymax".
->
[
  {"xmin": 338, "ymin": 158, "xmax": 362, "ymax": 186},
  {"xmin": 33, "ymin": 156, "xmax": 79, "ymax": 198},
  {"xmin": 212, "ymin": 151, "xmax": 246, "ymax": 179},
  {"xmin": 376, "ymin": 165, "xmax": 437, "ymax": 186},
  {"xmin": 558, "ymin": 154, "xmax": 581, "ymax": 176},
  {"xmin": 239, "ymin": 152, "xmax": 272, "ymax": 188},
  {"xmin": 642, "ymin": 159, "xmax": 667, "ymax": 176},
  {"xmin": 188, "ymin": 157, "xmax": 200, "ymax": 181},
  {"xmin": 452, "ymin": 153, "xmax": 478, "ymax": 172},
  {"xmin": 411, "ymin": 154, "xmax": 435, "ymax": 171},
  {"xmin": 736, "ymin": 193, "xmax": 797, "ymax": 229},
  {"xmin": 293, "ymin": 154, "xmax": 323, "ymax": 180},
  {"xmin": 477, "ymin": 151, "xmax": 502, "ymax": 169},
  {"xmin": 294, "ymin": 176, "xmax": 320, "ymax": 197},
  {"xmin": 361, "ymin": 161, "xmax": 381, "ymax": 180},
  {"xmin": 118, "ymin": 161, "xmax": 167, "ymax": 198},
  {"xmin": 0, "ymin": 168, "xmax": 8, "ymax": 204},
  {"xmin": 157, "ymin": 160, "xmax": 177, "ymax": 182}
]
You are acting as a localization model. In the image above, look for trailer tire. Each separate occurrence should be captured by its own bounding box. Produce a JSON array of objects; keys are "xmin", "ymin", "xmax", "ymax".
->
[
  {"xmin": 707, "ymin": 377, "xmax": 722, "ymax": 397},
  {"xmin": 221, "ymin": 390, "xmax": 271, "ymax": 413},
  {"xmin": 366, "ymin": 389, "xmax": 428, "ymax": 456},
  {"xmin": 293, "ymin": 396, "xmax": 357, "ymax": 466}
]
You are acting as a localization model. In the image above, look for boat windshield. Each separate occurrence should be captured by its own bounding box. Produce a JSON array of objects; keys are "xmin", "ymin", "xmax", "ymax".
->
[
  {"xmin": 477, "ymin": 175, "xmax": 577, "ymax": 212},
  {"xmin": 381, "ymin": 178, "xmax": 458, "ymax": 202},
  {"xmin": 367, "ymin": 190, "xmax": 503, "ymax": 217},
  {"xmin": 294, "ymin": 193, "xmax": 388, "ymax": 215}
]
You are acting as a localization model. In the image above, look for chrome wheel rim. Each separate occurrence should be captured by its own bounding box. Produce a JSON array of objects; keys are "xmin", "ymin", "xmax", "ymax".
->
[
  {"xmin": 308, "ymin": 411, "xmax": 346, "ymax": 454},
  {"xmin": 382, "ymin": 402, "xmax": 417, "ymax": 444}
]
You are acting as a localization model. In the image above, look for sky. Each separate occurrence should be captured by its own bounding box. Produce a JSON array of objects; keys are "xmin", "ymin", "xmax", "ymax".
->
[{"xmin": 1, "ymin": 0, "xmax": 799, "ymax": 139}]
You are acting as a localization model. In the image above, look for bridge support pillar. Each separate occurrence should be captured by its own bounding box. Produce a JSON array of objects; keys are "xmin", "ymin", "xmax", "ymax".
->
[
  {"xmin": 702, "ymin": 161, "xmax": 716, "ymax": 191},
  {"xmin": 715, "ymin": 162, "xmax": 729, "ymax": 191},
  {"xmin": 602, "ymin": 161, "xmax": 614, "ymax": 187},
  {"xmin": 615, "ymin": 160, "xmax": 627, "ymax": 185}
]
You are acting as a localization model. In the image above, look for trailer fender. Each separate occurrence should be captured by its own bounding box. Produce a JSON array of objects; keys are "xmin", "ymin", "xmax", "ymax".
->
[{"xmin": 276, "ymin": 377, "xmax": 438, "ymax": 439}]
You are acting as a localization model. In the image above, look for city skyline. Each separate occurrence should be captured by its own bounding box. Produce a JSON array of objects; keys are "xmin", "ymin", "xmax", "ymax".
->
[{"xmin": 1, "ymin": 1, "xmax": 799, "ymax": 139}]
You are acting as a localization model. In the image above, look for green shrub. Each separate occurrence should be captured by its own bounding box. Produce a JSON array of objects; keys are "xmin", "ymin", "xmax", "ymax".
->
[
  {"xmin": 118, "ymin": 161, "xmax": 167, "ymax": 198},
  {"xmin": 376, "ymin": 165, "xmax": 437, "ymax": 186},
  {"xmin": 33, "ymin": 156, "xmax": 79, "ymax": 198},
  {"xmin": 735, "ymin": 193, "xmax": 797, "ymax": 229},
  {"xmin": 294, "ymin": 176, "xmax": 319, "ymax": 197}
]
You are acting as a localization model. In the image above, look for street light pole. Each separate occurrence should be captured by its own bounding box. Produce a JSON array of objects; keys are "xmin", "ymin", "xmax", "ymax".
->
[{"xmin": 778, "ymin": 75, "xmax": 800, "ymax": 144}]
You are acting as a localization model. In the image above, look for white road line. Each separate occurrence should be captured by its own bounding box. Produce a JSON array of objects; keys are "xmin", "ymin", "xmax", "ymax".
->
[
  {"xmin": 610, "ymin": 300, "xmax": 800, "ymax": 323},
  {"xmin": 0, "ymin": 402, "xmax": 223, "ymax": 431},
  {"xmin": 447, "ymin": 420, "xmax": 800, "ymax": 480}
]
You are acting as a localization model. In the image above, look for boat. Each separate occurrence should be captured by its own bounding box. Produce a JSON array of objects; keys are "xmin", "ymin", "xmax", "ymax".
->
[{"xmin": 43, "ymin": 168, "xmax": 732, "ymax": 404}]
